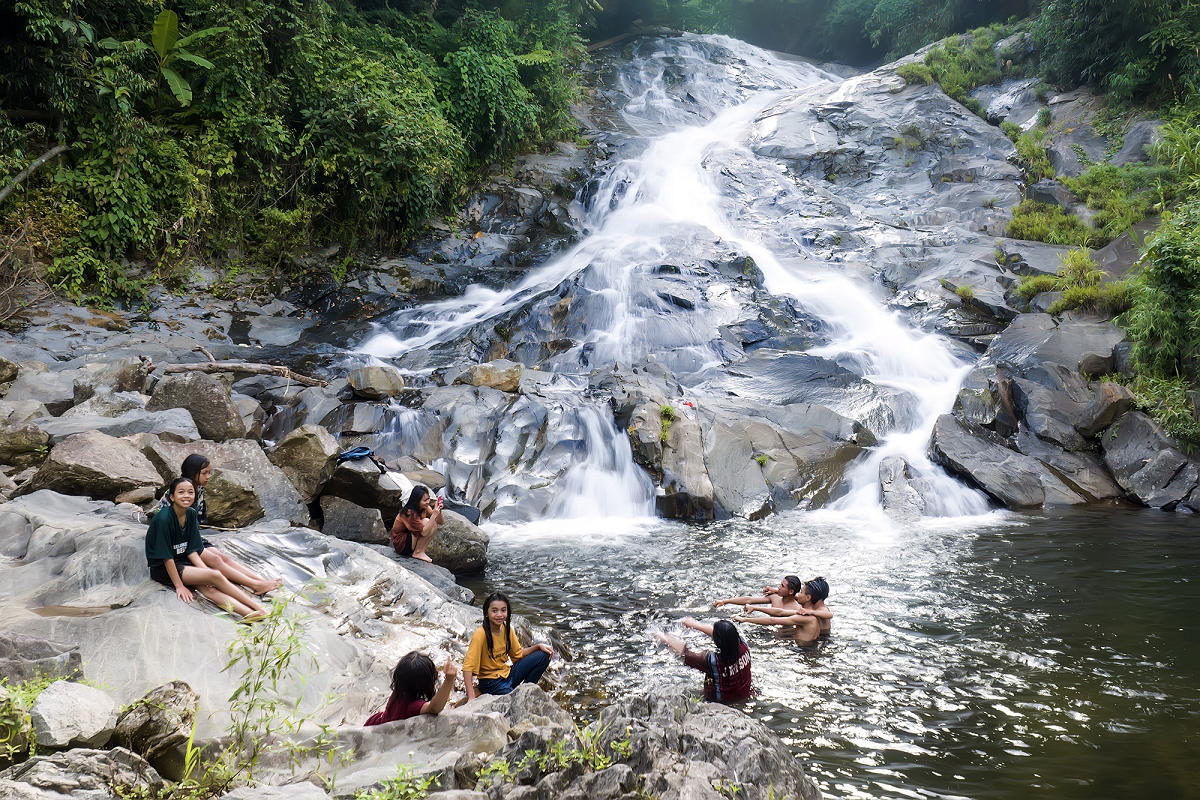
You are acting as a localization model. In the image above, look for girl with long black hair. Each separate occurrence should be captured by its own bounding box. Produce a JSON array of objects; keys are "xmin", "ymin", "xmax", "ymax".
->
[
  {"xmin": 462, "ymin": 592, "xmax": 554, "ymax": 701},
  {"xmin": 655, "ymin": 617, "xmax": 753, "ymax": 702},
  {"xmin": 365, "ymin": 651, "xmax": 459, "ymax": 725}
]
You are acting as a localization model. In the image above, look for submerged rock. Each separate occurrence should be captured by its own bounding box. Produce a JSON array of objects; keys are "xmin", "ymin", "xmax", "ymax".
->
[{"xmin": 879, "ymin": 456, "xmax": 927, "ymax": 522}]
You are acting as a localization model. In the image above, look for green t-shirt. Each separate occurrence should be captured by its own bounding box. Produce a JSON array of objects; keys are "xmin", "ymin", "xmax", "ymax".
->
[{"xmin": 145, "ymin": 505, "xmax": 204, "ymax": 566}]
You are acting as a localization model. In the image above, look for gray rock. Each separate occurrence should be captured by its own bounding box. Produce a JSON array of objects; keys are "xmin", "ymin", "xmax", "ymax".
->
[
  {"xmin": 1012, "ymin": 429, "xmax": 1124, "ymax": 501},
  {"xmin": 1026, "ymin": 179, "xmax": 1078, "ymax": 209},
  {"xmin": 981, "ymin": 314, "xmax": 1125, "ymax": 377},
  {"xmin": 220, "ymin": 785, "xmax": 330, "ymax": 800},
  {"xmin": 0, "ymin": 746, "xmax": 164, "ymax": 799},
  {"xmin": 72, "ymin": 359, "xmax": 149, "ymax": 404},
  {"xmin": 205, "ymin": 468, "xmax": 266, "ymax": 527},
  {"xmin": 0, "ymin": 423, "xmax": 50, "ymax": 468},
  {"xmin": 323, "ymin": 458, "xmax": 408, "ymax": 521},
  {"xmin": 469, "ymin": 684, "xmax": 573, "ymax": 731},
  {"xmin": 262, "ymin": 385, "xmax": 343, "ymax": 442},
  {"xmin": 453, "ymin": 360, "xmax": 523, "ymax": 393},
  {"xmin": 592, "ymin": 688, "xmax": 821, "ymax": 800},
  {"xmin": 930, "ymin": 415, "xmax": 1086, "ymax": 509},
  {"xmin": 247, "ymin": 314, "xmax": 312, "ymax": 347},
  {"xmin": 320, "ymin": 496, "xmax": 388, "ymax": 544},
  {"xmin": 425, "ymin": 510, "xmax": 489, "ymax": 575},
  {"xmin": 14, "ymin": 431, "xmax": 162, "ymax": 503},
  {"xmin": 1109, "ymin": 120, "xmax": 1162, "ymax": 167},
  {"xmin": 232, "ymin": 392, "xmax": 266, "ymax": 440},
  {"xmin": 1101, "ymin": 412, "xmax": 1200, "ymax": 509},
  {"xmin": 61, "ymin": 389, "xmax": 147, "ymax": 418},
  {"xmin": 0, "ymin": 400, "xmax": 50, "ymax": 426},
  {"xmin": 0, "ymin": 356, "xmax": 17, "ymax": 384},
  {"xmin": 1075, "ymin": 381, "xmax": 1135, "ymax": 438},
  {"xmin": 112, "ymin": 681, "xmax": 198, "ymax": 762},
  {"xmin": 139, "ymin": 439, "xmax": 309, "ymax": 526},
  {"xmin": 30, "ymin": 680, "xmax": 119, "ymax": 748},
  {"xmin": 347, "ymin": 365, "xmax": 407, "ymax": 400},
  {"xmin": 3, "ymin": 363, "xmax": 77, "ymax": 416},
  {"xmin": 35, "ymin": 409, "xmax": 200, "ymax": 445},
  {"xmin": 0, "ymin": 634, "xmax": 82, "ymax": 685},
  {"xmin": 268, "ymin": 424, "xmax": 339, "ymax": 503},
  {"xmin": 1010, "ymin": 365, "xmax": 1091, "ymax": 451},
  {"xmin": 147, "ymin": 372, "xmax": 246, "ymax": 441},
  {"xmin": 1046, "ymin": 124, "xmax": 1107, "ymax": 177},
  {"xmin": 879, "ymin": 456, "xmax": 926, "ymax": 522}
]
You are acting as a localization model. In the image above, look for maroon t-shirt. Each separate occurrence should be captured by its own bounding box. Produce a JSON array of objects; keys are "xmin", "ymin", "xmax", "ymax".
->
[
  {"xmin": 365, "ymin": 696, "xmax": 426, "ymax": 726},
  {"xmin": 683, "ymin": 641, "xmax": 752, "ymax": 702}
]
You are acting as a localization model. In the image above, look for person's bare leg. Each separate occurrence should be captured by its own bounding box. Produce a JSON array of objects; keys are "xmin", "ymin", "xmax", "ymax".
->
[
  {"xmin": 182, "ymin": 567, "xmax": 266, "ymax": 617},
  {"xmin": 195, "ymin": 586, "xmax": 256, "ymax": 619},
  {"xmin": 201, "ymin": 548, "xmax": 281, "ymax": 594},
  {"xmin": 410, "ymin": 531, "xmax": 434, "ymax": 563}
]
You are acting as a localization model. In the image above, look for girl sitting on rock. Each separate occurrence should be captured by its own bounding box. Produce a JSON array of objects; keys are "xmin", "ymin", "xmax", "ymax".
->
[
  {"xmin": 390, "ymin": 484, "xmax": 442, "ymax": 564},
  {"xmin": 463, "ymin": 592, "xmax": 554, "ymax": 700},
  {"xmin": 162, "ymin": 454, "xmax": 282, "ymax": 595},
  {"xmin": 365, "ymin": 652, "xmax": 459, "ymax": 725},
  {"xmin": 655, "ymin": 617, "xmax": 753, "ymax": 702},
  {"xmin": 734, "ymin": 576, "xmax": 832, "ymax": 644},
  {"xmin": 146, "ymin": 477, "xmax": 267, "ymax": 622}
]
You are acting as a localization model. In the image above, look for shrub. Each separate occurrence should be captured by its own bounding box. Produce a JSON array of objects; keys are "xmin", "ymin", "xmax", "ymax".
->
[
  {"xmin": 897, "ymin": 62, "xmax": 933, "ymax": 85},
  {"xmin": 922, "ymin": 30, "xmax": 1003, "ymax": 108},
  {"xmin": 1012, "ymin": 130, "xmax": 1055, "ymax": 182},
  {"xmin": 1065, "ymin": 163, "xmax": 1175, "ymax": 241},
  {"xmin": 1129, "ymin": 375, "xmax": 1200, "ymax": 453},
  {"xmin": 1006, "ymin": 200, "xmax": 1098, "ymax": 246}
]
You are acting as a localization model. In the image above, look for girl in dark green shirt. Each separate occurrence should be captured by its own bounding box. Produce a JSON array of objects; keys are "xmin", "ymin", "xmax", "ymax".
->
[{"xmin": 145, "ymin": 478, "xmax": 267, "ymax": 622}]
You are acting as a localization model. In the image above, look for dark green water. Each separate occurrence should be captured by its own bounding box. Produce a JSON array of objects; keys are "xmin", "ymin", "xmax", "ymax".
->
[{"xmin": 464, "ymin": 508, "xmax": 1200, "ymax": 799}]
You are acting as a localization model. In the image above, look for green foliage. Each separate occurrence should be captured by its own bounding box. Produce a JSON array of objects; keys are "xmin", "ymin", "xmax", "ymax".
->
[
  {"xmin": 1035, "ymin": 0, "xmax": 1200, "ymax": 103},
  {"xmin": 1006, "ymin": 200, "xmax": 1098, "ymax": 246},
  {"xmin": 896, "ymin": 62, "xmax": 933, "ymax": 85},
  {"xmin": 1012, "ymin": 130, "xmax": 1055, "ymax": 183},
  {"xmin": 922, "ymin": 30, "xmax": 1004, "ymax": 108},
  {"xmin": 955, "ymin": 284, "xmax": 975, "ymax": 301},
  {"xmin": 0, "ymin": 674, "xmax": 60, "ymax": 762},
  {"xmin": 1129, "ymin": 375, "xmax": 1200, "ymax": 452},
  {"xmin": 1122, "ymin": 199, "xmax": 1200, "ymax": 381},
  {"xmin": 659, "ymin": 403, "xmax": 676, "ymax": 444},
  {"xmin": 1065, "ymin": 163, "xmax": 1175, "ymax": 240},
  {"xmin": 1156, "ymin": 111, "xmax": 1200, "ymax": 189},
  {"xmin": 754, "ymin": 453, "xmax": 770, "ymax": 467},
  {"xmin": 355, "ymin": 765, "xmax": 436, "ymax": 800},
  {"xmin": 1015, "ymin": 247, "xmax": 1134, "ymax": 316},
  {"xmin": 1037, "ymin": 107, "xmax": 1052, "ymax": 128},
  {"xmin": 2, "ymin": 0, "xmax": 583, "ymax": 303}
]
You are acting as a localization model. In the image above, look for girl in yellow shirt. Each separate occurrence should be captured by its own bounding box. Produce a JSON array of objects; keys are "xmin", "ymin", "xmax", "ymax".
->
[{"xmin": 463, "ymin": 592, "xmax": 554, "ymax": 700}]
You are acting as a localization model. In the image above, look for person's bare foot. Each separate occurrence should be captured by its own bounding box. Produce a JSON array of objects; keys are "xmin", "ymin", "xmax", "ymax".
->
[
  {"xmin": 411, "ymin": 553, "xmax": 433, "ymax": 563},
  {"xmin": 239, "ymin": 611, "xmax": 267, "ymax": 624},
  {"xmin": 254, "ymin": 578, "xmax": 284, "ymax": 596}
]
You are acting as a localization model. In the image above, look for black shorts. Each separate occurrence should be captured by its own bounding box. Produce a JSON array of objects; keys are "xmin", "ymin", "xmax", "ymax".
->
[
  {"xmin": 394, "ymin": 532, "xmax": 413, "ymax": 557},
  {"xmin": 148, "ymin": 559, "xmax": 192, "ymax": 588}
]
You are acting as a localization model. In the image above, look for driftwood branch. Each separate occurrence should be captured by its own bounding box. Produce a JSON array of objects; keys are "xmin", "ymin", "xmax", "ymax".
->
[
  {"xmin": 160, "ymin": 361, "xmax": 328, "ymax": 387},
  {"xmin": 0, "ymin": 145, "xmax": 71, "ymax": 205}
]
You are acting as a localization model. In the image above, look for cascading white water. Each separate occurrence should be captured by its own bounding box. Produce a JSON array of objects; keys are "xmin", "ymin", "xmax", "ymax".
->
[
  {"xmin": 547, "ymin": 406, "xmax": 656, "ymax": 519},
  {"xmin": 360, "ymin": 34, "xmax": 991, "ymax": 519}
]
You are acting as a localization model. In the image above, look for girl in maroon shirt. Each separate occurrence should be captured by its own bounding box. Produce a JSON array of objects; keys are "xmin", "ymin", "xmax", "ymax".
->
[
  {"xmin": 365, "ymin": 652, "xmax": 458, "ymax": 726},
  {"xmin": 655, "ymin": 618, "xmax": 753, "ymax": 702}
]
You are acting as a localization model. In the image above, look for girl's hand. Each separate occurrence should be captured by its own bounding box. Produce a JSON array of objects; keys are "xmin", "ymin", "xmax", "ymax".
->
[
  {"xmin": 176, "ymin": 586, "xmax": 194, "ymax": 604},
  {"xmin": 681, "ymin": 616, "xmax": 699, "ymax": 629},
  {"xmin": 538, "ymin": 643, "xmax": 555, "ymax": 657},
  {"xmin": 714, "ymin": 599, "xmax": 727, "ymax": 607},
  {"xmin": 436, "ymin": 496, "xmax": 444, "ymax": 509},
  {"xmin": 443, "ymin": 660, "xmax": 459, "ymax": 678},
  {"xmin": 733, "ymin": 615, "xmax": 748, "ymax": 623},
  {"xmin": 743, "ymin": 604, "xmax": 755, "ymax": 615}
]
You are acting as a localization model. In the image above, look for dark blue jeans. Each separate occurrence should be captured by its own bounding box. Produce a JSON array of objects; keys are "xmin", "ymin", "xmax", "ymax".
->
[{"xmin": 477, "ymin": 649, "xmax": 550, "ymax": 695}]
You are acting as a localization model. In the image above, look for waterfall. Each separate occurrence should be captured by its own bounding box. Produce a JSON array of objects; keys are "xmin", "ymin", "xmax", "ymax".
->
[{"xmin": 359, "ymin": 34, "xmax": 993, "ymax": 519}]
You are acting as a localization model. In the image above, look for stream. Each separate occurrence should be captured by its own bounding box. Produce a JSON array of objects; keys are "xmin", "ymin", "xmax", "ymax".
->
[{"xmin": 349, "ymin": 33, "xmax": 1200, "ymax": 799}]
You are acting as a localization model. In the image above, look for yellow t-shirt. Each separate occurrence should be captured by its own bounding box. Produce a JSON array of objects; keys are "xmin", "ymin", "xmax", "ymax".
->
[{"xmin": 463, "ymin": 625, "xmax": 524, "ymax": 680}]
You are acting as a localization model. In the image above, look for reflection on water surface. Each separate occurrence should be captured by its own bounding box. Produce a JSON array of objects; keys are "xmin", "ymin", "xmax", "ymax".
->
[{"xmin": 465, "ymin": 507, "xmax": 1200, "ymax": 799}]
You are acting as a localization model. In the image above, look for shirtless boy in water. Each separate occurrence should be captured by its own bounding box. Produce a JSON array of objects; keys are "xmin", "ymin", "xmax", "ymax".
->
[
  {"xmin": 715, "ymin": 575, "xmax": 804, "ymax": 612},
  {"xmin": 734, "ymin": 576, "xmax": 832, "ymax": 644}
]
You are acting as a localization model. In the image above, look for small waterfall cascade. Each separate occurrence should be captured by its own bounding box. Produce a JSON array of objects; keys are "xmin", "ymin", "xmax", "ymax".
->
[
  {"xmin": 547, "ymin": 405, "xmax": 656, "ymax": 520},
  {"xmin": 358, "ymin": 33, "xmax": 993, "ymax": 520}
]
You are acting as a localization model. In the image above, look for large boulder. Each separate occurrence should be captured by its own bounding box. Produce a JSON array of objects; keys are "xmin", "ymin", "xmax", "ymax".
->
[
  {"xmin": 0, "ymin": 747, "xmax": 164, "ymax": 799},
  {"xmin": 1012, "ymin": 429, "xmax": 1124, "ymax": 501},
  {"xmin": 0, "ymin": 399, "xmax": 50, "ymax": 426},
  {"xmin": 34, "ymin": 408, "xmax": 200, "ymax": 445},
  {"xmin": 425, "ymin": 510, "xmax": 489, "ymax": 574},
  {"xmin": 72, "ymin": 359, "xmax": 150, "ymax": 404},
  {"xmin": 453, "ymin": 360, "xmax": 523, "ymax": 393},
  {"xmin": 147, "ymin": 372, "xmax": 246, "ymax": 441},
  {"xmin": 930, "ymin": 415, "xmax": 1087, "ymax": 509},
  {"xmin": 1101, "ymin": 411, "xmax": 1200, "ymax": 509},
  {"xmin": 320, "ymin": 496, "xmax": 388, "ymax": 544},
  {"xmin": 112, "ymin": 681, "xmax": 199, "ymax": 762},
  {"xmin": 0, "ymin": 423, "xmax": 50, "ymax": 468},
  {"xmin": 139, "ymin": 439, "xmax": 309, "ymax": 526},
  {"xmin": 30, "ymin": 680, "xmax": 119, "ymax": 748},
  {"xmin": 0, "ymin": 356, "xmax": 17, "ymax": 384},
  {"xmin": 322, "ymin": 458, "xmax": 408, "ymax": 522},
  {"xmin": 2, "ymin": 363, "xmax": 76, "ymax": 416},
  {"xmin": 879, "ymin": 456, "xmax": 927, "ymax": 522},
  {"xmin": 14, "ymin": 431, "xmax": 162, "ymax": 503},
  {"xmin": 347, "ymin": 365, "xmax": 407, "ymax": 400},
  {"xmin": 267, "ymin": 424, "xmax": 339, "ymax": 503},
  {"xmin": 1075, "ymin": 381, "xmax": 1135, "ymax": 438},
  {"xmin": 0, "ymin": 633, "xmax": 82, "ymax": 685},
  {"xmin": 205, "ymin": 468, "xmax": 266, "ymax": 527}
]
